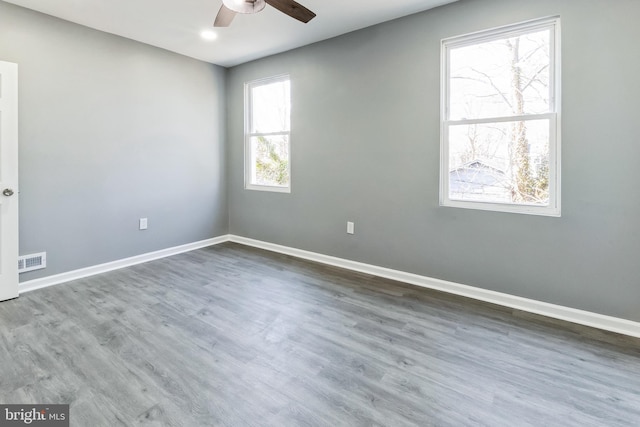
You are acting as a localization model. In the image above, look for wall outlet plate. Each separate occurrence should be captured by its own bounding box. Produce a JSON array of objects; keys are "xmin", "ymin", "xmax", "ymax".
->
[{"xmin": 347, "ymin": 221, "xmax": 355, "ymax": 235}]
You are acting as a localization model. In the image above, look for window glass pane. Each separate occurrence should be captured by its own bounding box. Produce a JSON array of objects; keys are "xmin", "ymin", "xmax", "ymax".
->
[
  {"xmin": 251, "ymin": 80, "xmax": 290, "ymax": 133},
  {"xmin": 448, "ymin": 119, "xmax": 550, "ymax": 205},
  {"xmin": 449, "ymin": 29, "xmax": 551, "ymax": 120},
  {"xmin": 250, "ymin": 135, "xmax": 290, "ymax": 187}
]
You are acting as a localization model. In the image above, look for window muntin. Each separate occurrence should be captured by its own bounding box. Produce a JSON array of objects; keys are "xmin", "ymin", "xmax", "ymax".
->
[
  {"xmin": 441, "ymin": 18, "xmax": 560, "ymax": 216},
  {"xmin": 245, "ymin": 75, "xmax": 291, "ymax": 192}
]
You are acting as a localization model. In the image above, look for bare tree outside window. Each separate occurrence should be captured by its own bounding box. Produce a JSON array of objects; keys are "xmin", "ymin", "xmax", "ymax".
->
[
  {"xmin": 245, "ymin": 76, "xmax": 291, "ymax": 192},
  {"xmin": 442, "ymin": 18, "xmax": 560, "ymax": 216}
]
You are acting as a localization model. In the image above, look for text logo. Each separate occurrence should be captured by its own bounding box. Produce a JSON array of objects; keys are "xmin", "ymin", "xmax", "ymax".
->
[{"xmin": 0, "ymin": 405, "xmax": 68, "ymax": 426}]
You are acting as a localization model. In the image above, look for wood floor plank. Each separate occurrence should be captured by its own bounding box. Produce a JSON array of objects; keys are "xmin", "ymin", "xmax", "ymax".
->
[{"xmin": 1, "ymin": 242, "xmax": 639, "ymax": 426}]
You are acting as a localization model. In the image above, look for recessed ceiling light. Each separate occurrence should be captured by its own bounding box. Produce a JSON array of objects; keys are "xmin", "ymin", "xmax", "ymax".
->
[{"xmin": 200, "ymin": 30, "xmax": 218, "ymax": 41}]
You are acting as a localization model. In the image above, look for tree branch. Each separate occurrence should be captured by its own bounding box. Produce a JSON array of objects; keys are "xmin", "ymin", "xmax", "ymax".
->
[
  {"xmin": 468, "ymin": 68, "xmax": 514, "ymax": 111},
  {"xmin": 520, "ymin": 64, "xmax": 549, "ymax": 93}
]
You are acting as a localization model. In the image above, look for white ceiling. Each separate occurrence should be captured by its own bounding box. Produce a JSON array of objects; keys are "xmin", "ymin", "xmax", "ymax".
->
[{"xmin": 4, "ymin": 0, "xmax": 458, "ymax": 67}]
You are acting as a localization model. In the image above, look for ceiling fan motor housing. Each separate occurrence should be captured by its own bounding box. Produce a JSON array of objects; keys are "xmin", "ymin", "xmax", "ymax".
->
[{"xmin": 223, "ymin": 0, "xmax": 266, "ymax": 14}]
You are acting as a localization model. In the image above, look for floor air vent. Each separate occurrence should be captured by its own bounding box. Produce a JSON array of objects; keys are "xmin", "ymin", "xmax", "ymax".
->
[{"xmin": 18, "ymin": 252, "xmax": 47, "ymax": 273}]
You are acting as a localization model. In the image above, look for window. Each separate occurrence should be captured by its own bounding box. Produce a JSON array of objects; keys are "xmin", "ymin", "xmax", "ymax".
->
[
  {"xmin": 441, "ymin": 17, "xmax": 560, "ymax": 216},
  {"xmin": 245, "ymin": 75, "xmax": 291, "ymax": 192}
]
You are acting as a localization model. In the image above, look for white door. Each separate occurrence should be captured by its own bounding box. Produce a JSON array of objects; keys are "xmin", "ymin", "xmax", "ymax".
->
[{"xmin": 0, "ymin": 61, "xmax": 19, "ymax": 301}]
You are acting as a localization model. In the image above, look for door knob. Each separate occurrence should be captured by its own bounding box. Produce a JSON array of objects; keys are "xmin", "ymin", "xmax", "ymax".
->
[{"xmin": 2, "ymin": 188, "xmax": 14, "ymax": 197}]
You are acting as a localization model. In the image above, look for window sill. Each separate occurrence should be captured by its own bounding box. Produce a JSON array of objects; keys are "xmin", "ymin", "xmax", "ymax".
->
[
  {"xmin": 441, "ymin": 199, "xmax": 560, "ymax": 217},
  {"xmin": 245, "ymin": 184, "xmax": 291, "ymax": 194}
]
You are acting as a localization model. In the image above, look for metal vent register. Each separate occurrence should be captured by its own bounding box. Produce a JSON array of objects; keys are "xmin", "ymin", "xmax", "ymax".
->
[{"xmin": 18, "ymin": 252, "xmax": 47, "ymax": 273}]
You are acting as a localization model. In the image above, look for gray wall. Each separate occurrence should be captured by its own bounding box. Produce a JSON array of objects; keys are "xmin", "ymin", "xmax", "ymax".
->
[
  {"xmin": 227, "ymin": 0, "xmax": 640, "ymax": 321},
  {"xmin": 0, "ymin": 2, "xmax": 228, "ymax": 281}
]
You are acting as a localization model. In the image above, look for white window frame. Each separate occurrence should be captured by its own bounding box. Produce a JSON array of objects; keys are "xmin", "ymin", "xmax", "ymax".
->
[
  {"xmin": 440, "ymin": 17, "xmax": 561, "ymax": 216},
  {"xmin": 244, "ymin": 74, "xmax": 291, "ymax": 193}
]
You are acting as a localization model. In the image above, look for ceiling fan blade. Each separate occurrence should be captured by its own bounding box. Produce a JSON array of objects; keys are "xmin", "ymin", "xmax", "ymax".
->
[
  {"xmin": 265, "ymin": 0, "xmax": 316, "ymax": 23},
  {"xmin": 214, "ymin": 4, "xmax": 236, "ymax": 27}
]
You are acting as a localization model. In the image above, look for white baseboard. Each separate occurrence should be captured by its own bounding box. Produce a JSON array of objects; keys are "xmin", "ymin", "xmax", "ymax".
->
[
  {"xmin": 18, "ymin": 233, "xmax": 640, "ymax": 339},
  {"xmin": 19, "ymin": 235, "xmax": 231, "ymax": 294},
  {"xmin": 229, "ymin": 235, "xmax": 640, "ymax": 339}
]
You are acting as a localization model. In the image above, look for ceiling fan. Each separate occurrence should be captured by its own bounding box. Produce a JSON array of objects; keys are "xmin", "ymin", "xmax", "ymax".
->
[{"xmin": 214, "ymin": 0, "xmax": 316, "ymax": 27}]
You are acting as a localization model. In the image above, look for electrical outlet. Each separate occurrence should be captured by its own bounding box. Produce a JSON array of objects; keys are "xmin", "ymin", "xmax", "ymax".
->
[
  {"xmin": 139, "ymin": 218, "xmax": 148, "ymax": 230},
  {"xmin": 347, "ymin": 221, "xmax": 355, "ymax": 235}
]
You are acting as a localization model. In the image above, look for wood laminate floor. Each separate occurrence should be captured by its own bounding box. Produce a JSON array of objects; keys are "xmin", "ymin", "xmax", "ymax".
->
[{"xmin": 0, "ymin": 242, "xmax": 639, "ymax": 426}]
